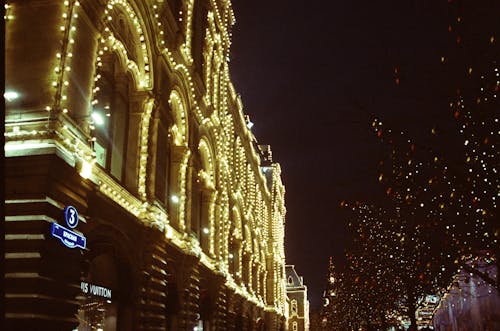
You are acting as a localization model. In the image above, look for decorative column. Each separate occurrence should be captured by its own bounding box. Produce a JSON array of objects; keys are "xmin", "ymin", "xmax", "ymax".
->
[
  {"xmin": 125, "ymin": 90, "xmax": 150, "ymax": 193},
  {"xmin": 206, "ymin": 275, "xmax": 227, "ymax": 330},
  {"xmin": 200, "ymin": 188, "xmax": 216, "ymax": 255},
  {"xmin": 169, "ymin": 145, "xmax": 190, "ymax": 231},
  {"xmin": 136, "ymin": 227, "xmax": 169, "ymax": 331},
  {"xmin": 265, "ymin": 311, "xmax": 279, "ymax": 331},
  {"xmin": 240, "ymin": 301, "xmax": 250, "ymax": 331},
  {"xmin": 178, "ymin": 256, "xmax": 200, "ymax": 331},
  {"xmin": 225, "ymin": 290, "xmax": 237, "ymax": 330}
]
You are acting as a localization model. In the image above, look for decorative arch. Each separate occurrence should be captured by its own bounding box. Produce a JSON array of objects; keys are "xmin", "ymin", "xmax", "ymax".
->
[
  {"xmin": 85, "ymin": 223, "xmax": 139, "ymax": 281},
  {"xmin": 169, "ymin": 89, "xmax": 188, "ymax": 146},
  {"xmin": 198, "ymin": 137, "xmax": 215, "ymax": 189},
  {"xmin": 172, "ymin": 65, "xmax": 198, "ymax": 111},
  {"xmin": 102, "ymin": 0, "xmax": 153, "ymax": 88},
  {"xmin": 158, "ymin": 87, "xmax": 190, "ymax": 232},
  {"xmin": 89, "ymin": 0, "xmax": 155, "ymax": 192},
  {"xmin": 196, "ymin": 136, "xmax": 218, "ymax": 255}
]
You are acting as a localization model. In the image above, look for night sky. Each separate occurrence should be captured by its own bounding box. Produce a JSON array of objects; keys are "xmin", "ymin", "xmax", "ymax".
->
[{"xmin": 229, "ymin": 1, "xmax": 473, "ymax": 310}]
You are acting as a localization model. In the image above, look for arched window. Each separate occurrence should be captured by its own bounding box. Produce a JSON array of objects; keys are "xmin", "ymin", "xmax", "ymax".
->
[
  {"xmin": 154, "ymin": 109, "xmax": 171, "ymax": 205},
  {"xmin": 93, "ymin": 53, "xmax": 130, "ymax": 183},
  {"xmin": 169, "ymin": 91, "xmax": 187, "ymax": 147},
  {"xmin": 291, "ymin": 299, "xmax": 298, "ymax": 316},
  {"xmin": 197, "ymin": 138, "xmax": 215, "ymax": 254},
  {"xmin": 292, "ymin": 321, "xmax": 298, "ymax": 331}
]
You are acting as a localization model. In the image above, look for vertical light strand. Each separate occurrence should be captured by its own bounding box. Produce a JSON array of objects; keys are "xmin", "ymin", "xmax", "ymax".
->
[
  {"xmin": 178, "ymin": 149, "xmax": 191, "ymax": 231},
  {"xmin": 138, "ymin": 98, "xmax": 155, "ymax": 201},
  {"xmin": 54, "ymin": 0, "xmax": 79, "ymax": 113},
  {"xmin": 181, "ymin": 0, "xmax": 194, "ymax": 64},
  {"xmin": 59, "ymin": 0, "xmax": 80, "ymax": 114}
]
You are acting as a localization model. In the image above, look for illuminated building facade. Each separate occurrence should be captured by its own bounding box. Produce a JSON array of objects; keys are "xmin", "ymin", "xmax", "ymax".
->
[
  {"xmin": 4, "ymin": 0, "xmax": 287, "ymax": 330},
  {"xmin": 285, "ymin": 265, "xmax": 310, "ymax": 331}
]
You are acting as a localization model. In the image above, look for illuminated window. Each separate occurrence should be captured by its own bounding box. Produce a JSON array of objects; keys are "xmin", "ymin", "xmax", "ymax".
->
[
  {"xmin": 293, "ymin": 321, "xmax": 298, "ymax": 331},
  {"xmin": 93, "ymin": 53, "xmax": 130, "ymax": 183},
  {"xmin": 155, "ymin": 112, "xmax": 170, "ymax": 205}
]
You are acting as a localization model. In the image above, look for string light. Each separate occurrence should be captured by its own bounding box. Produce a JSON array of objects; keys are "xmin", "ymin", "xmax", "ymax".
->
[
  {"xmin": 324, "ymin": 2, "xmax": 499, "ymax": 328},
  {"xmin": 5, "ymin": 0, "xmax": 287, "ymax": 319}
]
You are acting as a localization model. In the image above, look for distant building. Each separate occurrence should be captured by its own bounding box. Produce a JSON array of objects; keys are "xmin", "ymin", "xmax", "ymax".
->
[
  {"xmin": 286, "ymin": 265, "xmax": 310, "ymax": 331},
  {"xmin": 4, "ymin": 0, "xmax": 288, "ymax": 330}
]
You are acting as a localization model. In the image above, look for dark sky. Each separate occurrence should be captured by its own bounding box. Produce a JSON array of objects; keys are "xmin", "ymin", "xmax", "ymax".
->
[{"xmin": 229, "ymin": 1, "xmax": 458, "ymax": 310}]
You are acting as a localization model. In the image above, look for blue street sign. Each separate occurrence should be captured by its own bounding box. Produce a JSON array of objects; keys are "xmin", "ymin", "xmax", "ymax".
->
[
  {"xmin": 64, "ymin": 205, "xmax": 79, "ymax": 228},
  {"xmin": 51, "ymin": 223, "xmax": 86, "ymax": 249}
]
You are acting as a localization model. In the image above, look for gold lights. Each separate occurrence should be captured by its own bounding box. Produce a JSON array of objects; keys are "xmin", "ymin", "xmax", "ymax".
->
[{"xmin": 6, "ymin": 0, "xmax": 287, "ymax": 318}]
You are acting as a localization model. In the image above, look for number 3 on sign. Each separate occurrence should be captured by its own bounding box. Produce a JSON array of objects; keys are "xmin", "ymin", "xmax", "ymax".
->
[{"xmin": 64, "ymin": 206, "xmax": 79, "ymax": 229}]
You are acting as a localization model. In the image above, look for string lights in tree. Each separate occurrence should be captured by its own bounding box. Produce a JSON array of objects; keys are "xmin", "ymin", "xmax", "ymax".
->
[
  {"xmin": 444, "ymin": 0, "xmax": 499, "ymax": 269},
  {"xmin": 345, "ymin": 202, "xmax": 413, "ymax": 329},
  {"xmin": 332, "ymin": 119, "xmax": 458, "ymax": 328},
  {"xmin": 326, "ymin": 2, "xmax": 499, "ymax": 329}
]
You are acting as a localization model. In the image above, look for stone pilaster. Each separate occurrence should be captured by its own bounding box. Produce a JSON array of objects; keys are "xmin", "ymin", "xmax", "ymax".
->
[
  {"xmin": 265, "ymin": 311, "xmax": 279, "ymax": 331},
  {"xmin": 211, "ymin": 285, "xmax": 228, "ymax": 330},
  {"xmin": 225, "ymin": 290, "xmax": 237, "ymax": 331},
  {"xmin": 178, "ymin": 256, "xmax": 200, "ymax": 331},
  {"xmin": 137, "ymin": 228, "xmax": 169, "ymax": 331}
]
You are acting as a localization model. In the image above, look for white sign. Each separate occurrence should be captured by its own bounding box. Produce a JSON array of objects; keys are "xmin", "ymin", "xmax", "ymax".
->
[{"xmin": 81, "ymin": 281, "xmax": 112, "ymax": 299}]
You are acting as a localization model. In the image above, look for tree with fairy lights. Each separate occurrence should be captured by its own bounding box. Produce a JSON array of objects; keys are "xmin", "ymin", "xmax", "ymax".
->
[
  {"xmin": 331, "ymin": 2, "xmax": 499, "ymax": 329},
  {"xmin": 320, "ymin": 254, "xmax": 367, "ymax": 330},
  {"xmin": 443, "ymin": 0, "xmax": 500, "ymax": 290},
  {"xmin": 345, "ymin": 202, "xmax": 404, "ymax": 329},
  {"xmin": 319, "ymin": 201, "xmax": 407, "ymax": 330},
  {"xmin": 366, "ymin": 120, "xmax": 457, "ymax": 329},
  {"xmin": 352, "ymin": 4, "xmax": 500, "ymax": 327}
]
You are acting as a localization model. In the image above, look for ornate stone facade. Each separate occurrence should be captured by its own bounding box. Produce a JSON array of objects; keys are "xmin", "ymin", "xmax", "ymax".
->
[{"xmin": 4, "ymin": 0, "xmax": 287, "ymax": 330}]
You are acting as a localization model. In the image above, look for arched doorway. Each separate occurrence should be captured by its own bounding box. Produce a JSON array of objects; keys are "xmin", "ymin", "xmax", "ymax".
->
[{"xmin": 76, "ymin": 242, "xmax": 134, "ymax": 331}]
